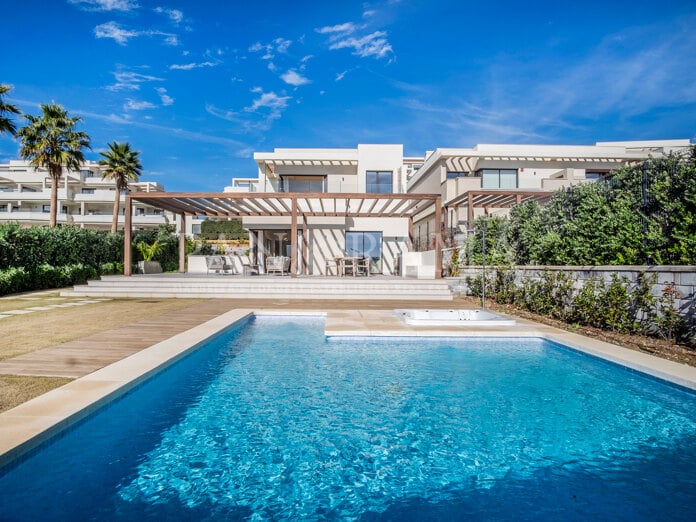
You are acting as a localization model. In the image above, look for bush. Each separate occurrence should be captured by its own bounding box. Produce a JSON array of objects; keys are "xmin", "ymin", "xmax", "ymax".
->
[
  {"xmin": 0, "ymin": 267, "xmax": 30, "ymax": 295},
  {"xmin": 0, "ymin": 263, "xmax": 99, "ymax": 296}
]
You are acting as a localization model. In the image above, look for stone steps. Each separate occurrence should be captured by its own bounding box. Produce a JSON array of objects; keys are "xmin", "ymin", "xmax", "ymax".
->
[{"xmin": 62, "ymin": 275, "xmax": 453, "ymax": 301}]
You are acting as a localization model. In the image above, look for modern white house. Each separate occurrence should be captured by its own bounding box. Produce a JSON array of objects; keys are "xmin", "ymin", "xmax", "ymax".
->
[
  {"xmin": 406, "ymin": 139, "xmax": 692, "ymax": 245},
  {"xmin": 124, "ymin": 139, "xmax": 691, "ymax": 279},
  {"xmin": 0, "ymin": 160, "xmax": 173, "ymax": 231}
]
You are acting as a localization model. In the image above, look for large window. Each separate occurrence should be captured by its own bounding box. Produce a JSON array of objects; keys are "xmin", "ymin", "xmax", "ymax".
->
[
  {"xmin": 280, "ymin": 175, "xmax": 326, "ymax": 193},
  {"xmin": 478, "ymin": 168, "xmax": 518, "ymax": 189},
  {"xmin": 366, "ymin": 171, "xmax": 393, "ymax": 194},
  {"xmin": 345, "ymin": 231, "xmax": 382, "ymax": 274}
]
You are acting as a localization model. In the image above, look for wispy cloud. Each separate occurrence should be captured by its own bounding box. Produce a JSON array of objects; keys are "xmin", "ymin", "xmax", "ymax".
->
[
  {"xmin": 107, "ymin": 69, "xmax": 163, "ymax": 91},
  {"xmin": 281, "ymin": 69, "xmax": 311, "ymax": 86},
  {"xmin": 154, "ymin": 6, "xmax": 184, "ymax": 23},
  {"xmin": 124, "ymin": 99, "xmax": 156, "ymax": 111},
  {"xmin": 316, "ymin": 22, "xmax": 393, "ymax": 59},
  {"xmin": 335, "ymin": 70, "xmax": 348, "ymax": 81},
  {"xmin": 69, "ymin": 0, "xmax": 138, "ymax": 11},
  {"xmin": 206, "ymin": 88, "xmax": 292, "ymax": 132},
  {"xmin": 155, "ymin": 87, "xmax": 174, "ymax": 106},
  {"xmin": 169, "ymin": 61, "xmax": 219, "ymax": 71},
  {"xmin": 94, "ymin": 21, "xmax": 138, "ymax": 45},
  {"xmin": 248, "ymin": 38, "xmax": 292, "ymax": 61},
  {"xmin": 77, "ymin": 108, "xmax": 249, "ymax": 149},
  {"xmin": 94, "ymin": 21, "xmax": 178, "ymax": 46}
]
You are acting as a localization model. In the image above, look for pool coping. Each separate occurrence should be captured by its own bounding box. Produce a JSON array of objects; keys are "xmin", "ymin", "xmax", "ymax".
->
[{"xmin": 1, "ymin": 307, "xmax": 695, "ymax": 468}]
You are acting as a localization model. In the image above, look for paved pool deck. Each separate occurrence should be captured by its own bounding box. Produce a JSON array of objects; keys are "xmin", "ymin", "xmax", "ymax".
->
[{"xmin": 2, "ymin": 306, "xmax": 696, "ymax": 468}]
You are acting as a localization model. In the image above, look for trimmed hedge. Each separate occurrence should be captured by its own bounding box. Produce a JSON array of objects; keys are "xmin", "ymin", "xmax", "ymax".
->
[
  {"xmin": 0, "ymin": 224, "xmax": 122, "ymax": 270},
  {"xmin": 0, "ymin": 263, "xmax": 98, "ymax": 296}
]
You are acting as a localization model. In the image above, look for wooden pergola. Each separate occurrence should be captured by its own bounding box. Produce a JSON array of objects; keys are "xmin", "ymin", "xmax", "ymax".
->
[
  {"xmin": 124, "ymin": 192, "xmax": 443, "ymax": 278},
  {"xmin": 445, "ymin": 189, "xmax": 554, "ymax": 225}
]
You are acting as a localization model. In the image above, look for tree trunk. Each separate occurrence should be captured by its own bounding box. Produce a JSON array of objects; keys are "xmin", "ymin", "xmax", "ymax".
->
[
  {"xmin": 49, "ymin": 170, "xmax": 59, "ymax": 227},
  {"xmin": 112, "ymin": 187, "xmax": 120, "ymax": 233}
]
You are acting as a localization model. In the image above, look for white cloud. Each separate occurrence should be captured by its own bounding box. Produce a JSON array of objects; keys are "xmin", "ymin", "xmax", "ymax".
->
[
  {"xmin": 316, "ymin": 21, "xmax": 393, "ymax": 59},
  {"xmin": 316, "ymin": 22, "xmax": 357, "ymax": 35},
  {"xmin": 94, "ymin": 21, "xmax": 138, "ymax": 45},
  {"xmin": 124, "ymin": 99, "xmax": 156, "ymax": 110},
  {"xmin": 335, "ymin": 70, "xmax": 347, "ymax": 81},
  {"xmin": 154, "ymin": 6, "xmax": 184, "ymax": 23},
  {"xmin": 155, "ymin": 87, "xmax": 174, "ymax": 106},
  {"xmin": 94, "ymin": 21, "xmax": 178, "ymax": 46},
  {"xmin": 205, "ymin": 88, "xmax": 292, "ymax": 132},
  {"xmin": 245, "ymin": 90, "xmax": 291, "ymax": 114},
  {"xmin": 329, "ymin": 31, "xmax": 393, "ymax": 59},
  {"xmin": 281, "ymin": 69, "xmax": 311, "ymax": 86},
  {"xmin": 107, "ymin": 70, "xmax": 163, "ymax": 91},
  {"xmin": 69, "ymin": 0, "xmax": 138, "ymax": 11},
  {"xmin": 169, "ymin": 61, "xmax": 218, "ymax": 71},
  {"xmin": 248, "ymin": 37, "xmax": 293, "ymax": 60}
]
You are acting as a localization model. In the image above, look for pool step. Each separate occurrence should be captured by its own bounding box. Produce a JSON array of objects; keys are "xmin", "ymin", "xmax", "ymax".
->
[{"xmin": 62, "ymin": 275, "xmax": 453, "ymax": 301}]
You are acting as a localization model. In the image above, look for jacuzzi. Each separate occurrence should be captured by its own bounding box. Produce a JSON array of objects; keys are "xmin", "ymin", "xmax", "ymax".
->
[{"xmin": 395, "ymin": 309, "xmax": 516, "ymax": 326}]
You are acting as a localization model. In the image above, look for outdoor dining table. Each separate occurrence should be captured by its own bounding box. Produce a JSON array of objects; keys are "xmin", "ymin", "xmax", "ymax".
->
[{"xmin": 335, "ymin": 256, "xmax": 369, "ymax": 277}]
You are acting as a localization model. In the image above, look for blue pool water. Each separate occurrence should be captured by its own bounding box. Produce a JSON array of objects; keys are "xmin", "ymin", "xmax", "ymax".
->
[{"xmin": 1, "ymin": 316, "xmax": 695, "ymax": 521}]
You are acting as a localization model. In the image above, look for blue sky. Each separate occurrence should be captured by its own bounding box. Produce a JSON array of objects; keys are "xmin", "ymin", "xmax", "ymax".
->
[{"xmin": 1, "ymin": 0, "xmax": 695, "ymax": 191}]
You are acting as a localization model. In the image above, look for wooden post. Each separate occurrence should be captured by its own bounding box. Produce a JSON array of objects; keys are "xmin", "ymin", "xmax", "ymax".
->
[
  {"xmin": 302, "ymin": 215, "xmax": 308, "ymax": 275},
  {"xmin": 124, "ymin": 195, "xmax": 132, "ymax": 276},
  {"xmin": 179, "ymin": 213, "xmax": 186, "ymax": 274},
  {"xmin": 467, "ymin": 192, "xmax": 474, "ymax": 226},
  {"xmin": 435, "ymin": 196, "xmax": 442, "ymax": 279},
  {"xmin": 408, "ymin": 218, "xmax": 414, "ymax": 251},
  {"xmin": 290, "ymin": 198, "xmax": 298, "ymax": 278}
]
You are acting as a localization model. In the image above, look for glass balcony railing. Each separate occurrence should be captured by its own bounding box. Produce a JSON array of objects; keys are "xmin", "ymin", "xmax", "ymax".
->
[{"xmin": 280, "ymin": 180, "xmax": 326, "ymax": 193}]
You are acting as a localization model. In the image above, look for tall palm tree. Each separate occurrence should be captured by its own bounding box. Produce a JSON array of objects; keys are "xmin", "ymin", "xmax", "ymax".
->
[
  {"xmin": 17, "ymin": 103, "xmax": 90, "ymax": 227},
  {"xmin": 0, "ymin": 84, "xmax": 20, "ymax": 136},
  {"xmin": 99, "ymin": 141, "xmax": 142, "ymax": 233}
]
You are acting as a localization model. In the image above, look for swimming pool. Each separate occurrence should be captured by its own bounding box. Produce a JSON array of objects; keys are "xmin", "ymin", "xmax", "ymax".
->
[{"xmin": 1, "ymin": 316, "xmax": 695, "ymax": 520}]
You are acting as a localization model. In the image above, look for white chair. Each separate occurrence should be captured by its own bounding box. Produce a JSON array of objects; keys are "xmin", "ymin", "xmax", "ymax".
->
[
  {"xmin": 325, "ymin": 258, "xmax": 339, "ymax": 276},
  {"xmin": 206, "ymin": 255, "xmax": 232, "ymax": 274},
  {"xmin": 241, "ymin": 256, "xmax": 259, "ymax": 276},
  {"xmin": 266, "ymin": 256, "xmax": 291, "ymax": 275}
]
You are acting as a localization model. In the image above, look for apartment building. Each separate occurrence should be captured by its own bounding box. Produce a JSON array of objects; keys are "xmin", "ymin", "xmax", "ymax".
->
[{"xmin": 0, "ymin": 160, "xmax": 172, "ymax": 231}]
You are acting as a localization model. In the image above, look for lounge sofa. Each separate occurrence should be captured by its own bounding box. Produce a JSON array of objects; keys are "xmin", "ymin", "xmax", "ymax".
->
[{"xmin": 266, "ymin": 256, "xmax": 291, "ymax": 275}]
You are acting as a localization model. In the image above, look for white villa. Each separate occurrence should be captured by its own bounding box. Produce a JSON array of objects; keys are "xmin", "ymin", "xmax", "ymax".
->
[
  {"xmin": 0, "ymin": 160, "xmax": 172, "ymax": 231},
  {"xmin": 2, "ymin": 139, "xmax": 691, "ymax": 279},
  {"xmin": 129, "ymin": 139, "xmax": 691, "ymax": 279}
]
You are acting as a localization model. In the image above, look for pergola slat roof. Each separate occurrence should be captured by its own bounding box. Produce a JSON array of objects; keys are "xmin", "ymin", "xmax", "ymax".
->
[
  {"xmin": 124, "ymin": 191, "xmax": 443, "ymax": 278},
  {"xmin": 444, "ymin": 189, "xmax": 554, "ymax": 224},
  {"xmin": 129, "ymin": 191, "xmax": 440, "ymax": 219}
]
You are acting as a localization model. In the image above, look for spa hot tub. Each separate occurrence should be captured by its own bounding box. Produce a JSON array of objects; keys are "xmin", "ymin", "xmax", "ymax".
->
[{"xmin": 395, "ymin": 309, "xmax": 516, "ymax": 327}]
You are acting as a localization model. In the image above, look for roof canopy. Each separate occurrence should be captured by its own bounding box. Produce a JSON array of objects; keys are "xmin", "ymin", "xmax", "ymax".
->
[{"xmin": 128, "ymin": 191, "xmax": 440, "ymax": 219}]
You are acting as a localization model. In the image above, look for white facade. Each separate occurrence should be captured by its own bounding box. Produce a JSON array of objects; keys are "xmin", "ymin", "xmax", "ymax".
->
[
  {"xmin": 0, "ymin": 160, "xmax": 173, "ymax": 231},
  {"xmin": 232, "ymin": 139, "xmax": 692, "ymax": 275}
]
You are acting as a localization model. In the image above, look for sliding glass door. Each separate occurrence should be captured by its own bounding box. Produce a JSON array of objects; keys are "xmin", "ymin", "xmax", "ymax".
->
[{"xmin": 345, "ymin": 231, "xmax": 382, "ymax": 274}]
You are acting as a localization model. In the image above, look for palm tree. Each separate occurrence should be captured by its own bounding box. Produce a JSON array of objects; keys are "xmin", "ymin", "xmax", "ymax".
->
[
  {"xmin": 17, "ymin": 103, "xmax": 90, "ymax": 227},
  {"xmin": 0, "ymin": 84, "xmax": 20, "ymax": 136},
  {"xmin": 99, "ymin": 141, "xmax": 142, "ymax": 233}
]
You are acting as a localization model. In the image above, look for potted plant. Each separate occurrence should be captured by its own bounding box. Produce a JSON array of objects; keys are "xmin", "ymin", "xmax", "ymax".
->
[{"xmin": 136, "ymin": 240, "xmax": 163, "ymax": 274}]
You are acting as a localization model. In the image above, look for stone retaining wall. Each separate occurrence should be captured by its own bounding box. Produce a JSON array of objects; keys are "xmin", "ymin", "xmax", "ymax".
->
[{"xmin": 448, "ymin": 265, "xmax": 696, "ymax": 321}]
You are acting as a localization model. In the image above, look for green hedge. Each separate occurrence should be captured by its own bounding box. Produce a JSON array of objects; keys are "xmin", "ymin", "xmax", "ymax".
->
[
  {"xmin": 0, "ymin": 263, "xmax": 98, "ymax": 296},
  {"xmin": 0, "ymin": 224, "xmax": 123, "ymax": 270}
]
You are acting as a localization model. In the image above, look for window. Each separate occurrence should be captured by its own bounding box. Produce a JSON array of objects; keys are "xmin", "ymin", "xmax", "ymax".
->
[
  {"xmin": 280, "ymin": 175, "xmax": 326, "ymax": 193},
  {"xmin": 446, "ymin": 171, "xmax": 470, "ymax": 179},
  {"xmin": 42, "ymin": 205, "xmax": 50, "ymax": 213},
  {"xmin": 345, "ymin": 231, "xmax": 382, "ymax": 274},
  {"xmin": 366, "ymin": 171, "xmax": 393, "ymax": 194},
  {"xmin": 81, "ymin": 170, "xmax": 95, "ymax": 178},
  {"xmin": 585, "ymin": 171, "xmax": 609, "ymax": 180},
  {"xmin": 478, "ymin": 168, "xmax": 518, "ymax": 189},
  {"xmin": 135, "ymin": 208, "xmax": 145, "ymax": 216},
  {"xmin": 81, "ymin": 188, "xmax": 95, "ymax": 194}
]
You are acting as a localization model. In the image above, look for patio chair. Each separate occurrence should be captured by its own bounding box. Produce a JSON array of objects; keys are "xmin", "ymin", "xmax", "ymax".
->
[
  {"xmin": 206, "ymin": 255, "xmax": 233, "ymax": 275},
  {"xmin": 357, "ymin": 257, "xmax": 371, "ymax": 277},
  {"xmin": 266, "ymin": 256, "xmax": 291, "ymax": 275},
  {"xmin": 241, "ymin": 255, "xmax": 260, "ymax": 276},
  {"xmin": 325, "ymin": 257, "xmax": 339, "ymax": 276}
]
